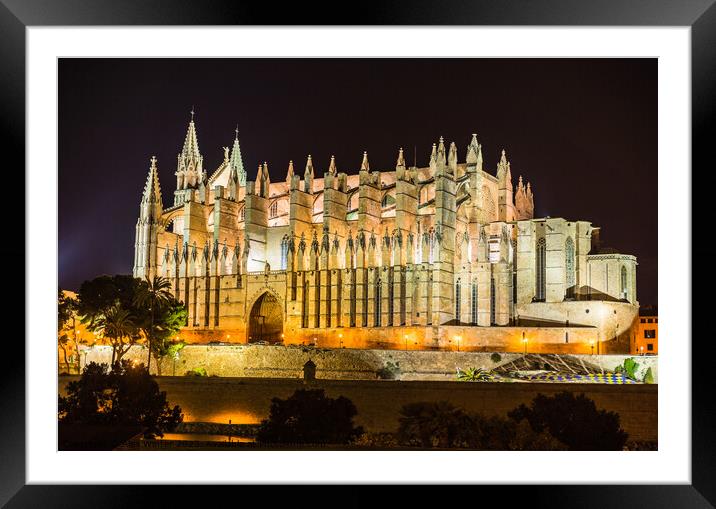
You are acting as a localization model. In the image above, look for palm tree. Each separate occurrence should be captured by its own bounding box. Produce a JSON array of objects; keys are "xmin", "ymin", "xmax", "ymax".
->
[
  {"xmin": 96, "ymin": 304, "xmax": 136, "ymax": 366},
  {"xmin": 133, "ymin": 276, "xmax": 173, "ymax": 372}
]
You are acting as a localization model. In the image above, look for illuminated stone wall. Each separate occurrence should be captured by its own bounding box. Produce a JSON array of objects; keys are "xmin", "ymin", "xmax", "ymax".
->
[{"xmin": 132, "ymin": 118, "xmax": 640, "ymax": 354}]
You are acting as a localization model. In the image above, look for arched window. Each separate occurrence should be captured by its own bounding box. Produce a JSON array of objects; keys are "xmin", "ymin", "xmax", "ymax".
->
[
  {"xmin": 621, "ymin": 265, "xmax": 628, "ymax": 300},
  {"xmin": 280, "ymin": 237, "xmax": 288, "ymax": 270},
  {"xmin": 455, "ymin": 278, "xmax": 461, "ymax": 324},
  {"xmin": 471, "ymin": 281, "xmax": 478, "ymax": 325},
  {"xmin": 536, "ymin": 237, "xmax": 546, "ymax": 301},
  {"xmin": 269, "ymin": 201, "xmax": 278, "ymax": 219},
  {"xmin": 374, "ymin": 278, "xmax": 382, "ymax": 327},
  {"xmin": 302, "ymin": 276, "xmax": 309, "ymax": 328},
  {"xmin": 388, "ymin": 269, "xmax": 394, "ymax": 326},
  {"xmin": 565, "ymin": 237, "xmax": 575, "ymax": 299},
  {"xmin": 239, "ymin": 207, "xmax": 245, "ymax": 221}
]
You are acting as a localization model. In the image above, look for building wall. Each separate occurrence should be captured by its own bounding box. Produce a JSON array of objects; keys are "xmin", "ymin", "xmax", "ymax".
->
[
  {"xmin": 634, "ymin": 314, "xmax": 658, "ymax": 355},
  {"xmin": 59, "ymin": 373, "xmax": 659, "ymax": 441},
  {"xmin": 133, "ymin": 124, "xmax": 640, "ymax": 354}
]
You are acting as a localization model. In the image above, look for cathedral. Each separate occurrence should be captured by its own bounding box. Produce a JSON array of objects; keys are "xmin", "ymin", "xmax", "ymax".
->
[{"xmin": 133, "ymin": 115, "xmax": 639, "ymax": 354}]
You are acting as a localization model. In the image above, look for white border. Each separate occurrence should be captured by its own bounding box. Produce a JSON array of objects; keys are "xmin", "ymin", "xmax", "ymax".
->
[{"xmin": 28, "ymin": 27, "xmax": 689, "ymax": 484}]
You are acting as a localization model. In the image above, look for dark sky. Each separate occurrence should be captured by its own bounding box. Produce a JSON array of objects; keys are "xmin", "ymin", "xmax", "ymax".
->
[{"xmin": 59, "ymin": 58, "xmax": 657, "ymax": 304}]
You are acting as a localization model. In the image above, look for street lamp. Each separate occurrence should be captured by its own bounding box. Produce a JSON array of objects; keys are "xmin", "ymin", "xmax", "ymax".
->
[
  {"xmin": 589, "ymin": 339, "xmax": 595, "ymax": 355},
  {"xmin": 404, "ymin": 334, "xmax": 409, "ymax": 351},
  {"xmin": 522, "ymin": 331, "xmax": 528, "ymax": 355},
  {"xmin": 454, "ymin": 335, "xmax": 461, "ymax": 352},
  {"xmin": 640, "ymin": 345, "xmax": 644, "ymax": 356}
]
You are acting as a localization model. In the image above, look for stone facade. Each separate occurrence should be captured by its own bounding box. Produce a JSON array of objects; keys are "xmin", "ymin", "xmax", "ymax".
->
[{"xmin": 133, "ymin": 116, "xmax": 639, "ymax": 352}]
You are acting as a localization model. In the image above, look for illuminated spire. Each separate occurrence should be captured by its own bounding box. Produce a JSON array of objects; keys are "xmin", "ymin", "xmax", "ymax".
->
[
  {"xmin": 360, "ymin": 151, "xmax": 370, "ymax": 172},
  {"xmin": 396, "ymin": 147, "xmax": 405, "ymax": 169},
  {"xmin": 448, "ymin": 141, "xmax": 457, "ymax": 174},
  {"xmin": 328, "ymin": 155, "xmax": 337, "ymax": 176},
  {"xmin": 286, "ymin": 160, "xmax": 294, "ymax": 187},
  {"xmin": 229, "ymin": 126, "xmax": 246, "ymax": 186},
  {"xmin": 141, "ymin": 156, "xmax": 163, "ymax": 219},
  {"xmin": 429, "ymin": 143, "xmax": 437, "ymax": 173},
  {"xmin": 304, "ymin": 155, "xmax": 314, "ymax": 193},
  {"xmin": 176, "ymin": 111, "xmax": 204, "ymax": 189}
]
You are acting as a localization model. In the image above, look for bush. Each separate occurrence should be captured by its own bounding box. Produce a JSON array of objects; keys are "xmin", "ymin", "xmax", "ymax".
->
[
  {"xmin": 508, "ymin": 391, "xmax": 628, "ymax": 450},
  {"xmin": 376, "ymin": 360, "xmax": 401, "ymax": 380},
  {"xmin": 257, "ymin": 389, "xmax": 363, "ymax": 444},
  {"xmin": 58, "ymin": 361, "xmax": 183, "ymax": 439},
  {"xmin": 643, "ymin": 367, "xmax": 654, "ymax": 384},
  {"xmin": 185, "ymin": 367, "xmax": 208, "ymax": 377},
  {"xmin": 490, "ymin": 353, "xmax": 502, "ymax": 364}
]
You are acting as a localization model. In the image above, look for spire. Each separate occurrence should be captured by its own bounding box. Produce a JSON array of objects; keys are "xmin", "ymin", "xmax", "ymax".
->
[
  {"xmin": 141, "ymin": 156, "xmax": 163, "ymax": 219},
  {"xmin": 396, "ymin": 147, "xmax": 405, "ymax": 169},
  {"xmin": 286, "ymin": 160, "xmax": 294, "ymax": 187},
  {"xmin": 429, "ymin": 143, "xmax": 437, "ymax": 173},
  {"xmin": 304, "ymin": 155, "xmax": 314, "ymax": 193},
  {"xmin": 437, "ymin": 136, "xmax": 447, "ymax": 167},
  {"xmin": 448, "ymin": 141, "xmax": 458, "ymax": 174},
  {"xmin": 328, "ymin": 155, "xmax": 337, "ymax": 176},
  {"xmin": 176, "ymin": 112, "xmax": 204, "ymax": 189},
  {"xmin": 497, "ymin": 148, "xmax": 509, "ymax": 179},
  {"xmin": 466, "ymin": 133, "xmax": 482, "ymax": 168},
  {"xmin": 261, "ymin": 161, "xmax": 270, "ymax": 197},
  {"xmin": 229, "ymin": 127, "xmax": 246, "ymax": 186},
  {"xmin": 360, "ymin": 151, "xmax": 370, "ymax": 172}
]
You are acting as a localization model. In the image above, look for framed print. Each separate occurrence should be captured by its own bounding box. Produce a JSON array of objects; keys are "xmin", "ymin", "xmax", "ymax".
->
[{"xmin": 3, "ymin": 0, "xmax": 712, "ymax": 506}]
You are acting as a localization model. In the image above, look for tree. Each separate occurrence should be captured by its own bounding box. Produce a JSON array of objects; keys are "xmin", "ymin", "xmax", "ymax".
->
[
  {"xmin": 77, "ymin": 275, "xmax": 139, "ymax": 331},
  {"xmin": 508, "ymin": 391, "xmax": 628, "ymax": 450},
  {"xmin": 397, "ymin": 401, "xmax": 478, "ymax": 448},
  {"xmin": 133, "ymin": 276, "xmax": 174, "ymax": 372},
  {"xmin": 94, "ymin": 304, "xmax": 139, "ymax": 366},
  {"xmin": 146, "ymin": 301, "xmax": 187, "ymax": 375},
  {"xmin": 58, "ymin": 289, "xmax": 82, "ymax": 373},
  {"xmin": 256, "ymin": 389, "xmax": 363, "ymax": 444},
  {"xmin": 59, "ymin": 360, "xmax": 183, "ymax": 439}
]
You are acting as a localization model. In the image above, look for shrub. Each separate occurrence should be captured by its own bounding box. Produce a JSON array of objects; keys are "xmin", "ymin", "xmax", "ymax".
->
[
  {"xmin": 58, "ymin": 361, "xmax": 182, "ymax": 439},
  {"xmin": 456, "ymin": 367, "xmax": 494, "ymax": 381},
  {"xmin": 623, "ymin": 358, "xmax": 639, "ymax": 380},
  {"xmin": 376, "ymin": 360, "xmax": 401, "ymax": 380},
  {"xmin": 257, "ymin": 389, "xmax": 363, "ymax": 444},
  {"xmin": 490, "ymin": 353, "xmax": 502, "ymax": 364},
  {"xmin": 643, "ymin": 367, "xmax": 654, "ymax": 384},
  {"xmin": 185, "ymin": 367, "xmax": 208, "ymax": 377},
  {"xmin": 508, "ymin": 391, "xmax": 628, "ymax": 450}
]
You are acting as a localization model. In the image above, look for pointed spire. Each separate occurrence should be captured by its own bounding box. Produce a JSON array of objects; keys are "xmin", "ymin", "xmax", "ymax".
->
[
  {"xmin": 304, "ymin": 155, "xmax": 314, "ymax": 193},
  {"xmin": 396, "ymin": 147, "xmax": 405, "ymax": 169},
  {"xmin": 328, "ymin": 155, "xmax": 337, "ymax": 176},
  {"xmin": 177, "ymin": 111, "xmax": 203, "ymax": 189},
  {"xmin": 466, "ymin": 133, "xmax": 480, "ymax": 166},
  {"xmin": 448, "ymin": 141, "xmax": 458, "ymax": 173},
  {"xmin": 286, "ymin": 160, "xmax": 294, "ymax": 187},
  {"xmin": 229, "ymin": 126, "xmax": 246, "ymax": 186},
  {"xmin": 437, "ymin": 136, "xmax": 447, "ymax": 166},
  {"xmin": 141, "ymin": 156, "xmax": 163, "ymax": 224},
  {"xmin": 497, "ymin": 148, "xmax": 509, "ymax": 179},
  {"xmin": 429, "ymin": 143, "xmax": 437, "ymax": 173},
  {"xmin": 360, "ymin": 151, "xmax": 370, "ymax": 172}
]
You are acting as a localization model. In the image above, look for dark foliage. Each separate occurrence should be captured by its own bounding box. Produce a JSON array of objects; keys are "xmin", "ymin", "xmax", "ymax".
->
[
  {"xmin": 256, "ymin": 389, "xmax": 363, "ymax": 444},
  {"xmin": 396, "ymin": 401, "xmax": 565, "ymax": 450},
  {"xmin": 58, "ymin": 360, "xmax": 183, "ymax": 438},
  {"xmin": 508, "ymin": 391, "xmax": 628, "ymax": 450}
]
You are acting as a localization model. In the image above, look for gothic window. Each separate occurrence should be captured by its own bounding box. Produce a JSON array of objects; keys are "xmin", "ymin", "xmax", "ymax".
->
[
  {"xmin": 314, "ymin": 272, "xmax": 321, "ymax": 328},
  {"xmin": 269, "ymin": 201, "xmax": 278, "ymax": 219},
  {"xmin": 490, "ymin": 275, "xmax": 496, "ymax": 325},
  {"xmin": 455, "ymin": 278, "xmax": 462, "ymax": 324},
  {"xmin": 565, "ymin": 237, "xmax": 575, "ymax": 299},
  {"xmin": 302, "ymin": 276, "xmax": 309, "ymax": 328},
  {"xmin": 388, "ymin": 270, "xmax": 394, "ymax": 326},
  {"xmin": 535, "ymin": 237, "xmax": 546, "ymax": 301},
  {"xmin": 350, "ymin": 269, "xmax": 357, "ymax": 327},
  {"xmin": 239, "ymin": 207, "xmax": 245, "ymax": 221},
  {"xmin": 374, "ymin": 278, "xmax": 382, "ymax": 327},
  {"xmin": 621, "ymin": 265, "xmax": 628, "ymax": 300},
  {"xmin": 471, "ymin": 281, "xmax": 478, "ymax": 325}
]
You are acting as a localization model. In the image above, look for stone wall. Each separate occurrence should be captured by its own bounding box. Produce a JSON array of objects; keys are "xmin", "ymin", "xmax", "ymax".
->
[
  {"xmin": 76, "ymin": 344, "xmax": 658, "ymax": 382},
  {"xmin": 58, "ymin": 376, "xmax": 658, "ymax": 442}
]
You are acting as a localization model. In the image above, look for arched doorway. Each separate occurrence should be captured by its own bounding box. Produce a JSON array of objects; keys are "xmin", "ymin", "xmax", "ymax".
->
[{"xmin": 248, "ymin": 292, "xmax": 283, "ymax": 344}]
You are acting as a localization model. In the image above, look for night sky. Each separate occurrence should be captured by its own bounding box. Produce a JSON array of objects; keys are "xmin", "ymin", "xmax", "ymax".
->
[{"xmin": 58, "ymin": 58, "xmax": 657, "ymax": 304}]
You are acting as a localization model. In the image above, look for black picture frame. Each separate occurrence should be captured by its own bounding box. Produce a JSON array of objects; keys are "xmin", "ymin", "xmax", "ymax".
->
[{"xmin": 3, "ymin": 0, "xmax": 710, "ymax": 506}]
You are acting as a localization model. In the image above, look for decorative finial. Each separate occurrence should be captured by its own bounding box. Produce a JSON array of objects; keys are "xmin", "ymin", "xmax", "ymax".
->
[
  {"xmin": 235, "ymin": 124, "xmax": 239, "ymax": 138},
  {"xmin": 150, "ymin": 155, "xmax": 157, "ymax": 168},
  {"xmin": 190, "ymin": 106, "xmax": 195, "ymax": 121}
]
